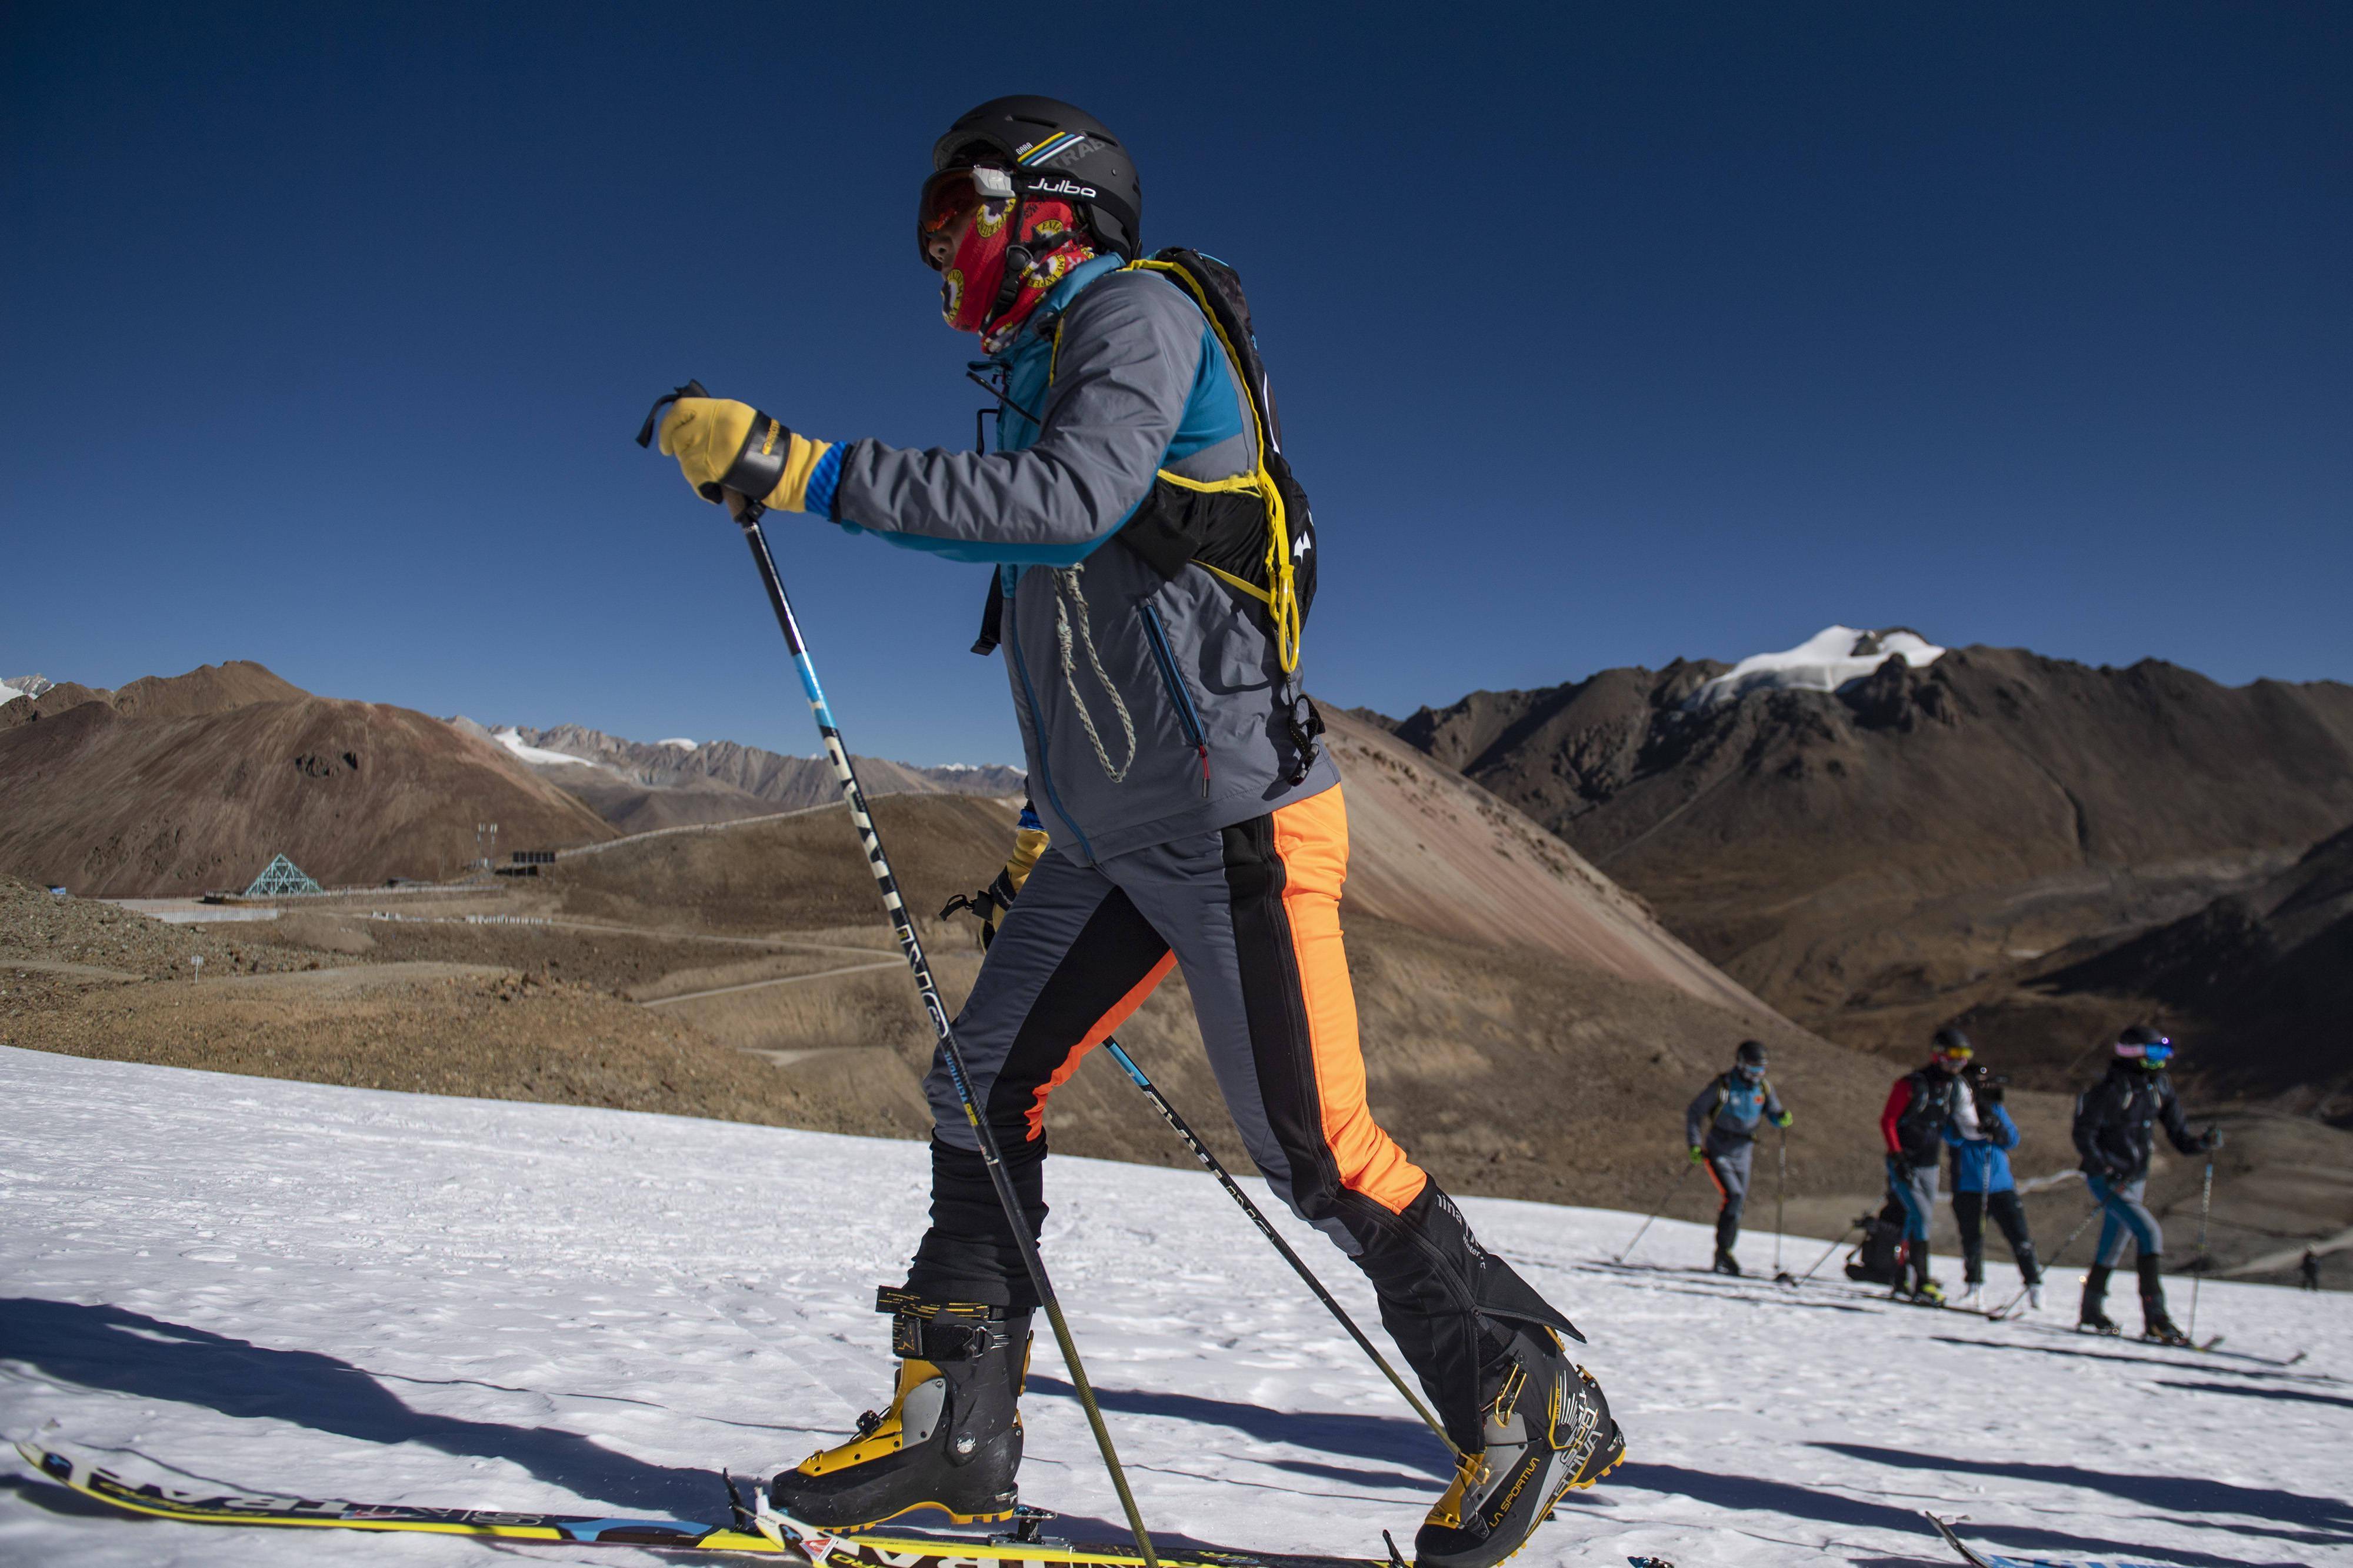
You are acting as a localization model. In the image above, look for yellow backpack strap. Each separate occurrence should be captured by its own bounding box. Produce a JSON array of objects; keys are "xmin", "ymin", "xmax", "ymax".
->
[{"xmin": 1121, "ymin": 258, "xmax": 1302, "ymax": 675}]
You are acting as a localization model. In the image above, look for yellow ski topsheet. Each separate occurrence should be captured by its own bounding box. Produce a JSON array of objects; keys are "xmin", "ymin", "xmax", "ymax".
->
[{"xmin": 15, "ymin": 1440, "xmax": 1380, "ymax": 1566}]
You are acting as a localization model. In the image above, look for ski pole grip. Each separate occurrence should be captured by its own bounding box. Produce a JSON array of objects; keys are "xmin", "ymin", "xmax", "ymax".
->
[{"xmin": 634, "ymin": 378, "xmax": 711, "ymax": 448}]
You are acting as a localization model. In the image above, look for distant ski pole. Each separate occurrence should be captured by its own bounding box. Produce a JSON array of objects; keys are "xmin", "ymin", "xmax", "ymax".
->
[
  {"xmin": 2189, "ymin": 1155, "xmax": 2214, "ymax": 1340},
  {"xmin": 639, "ymin": 384, "xmax": 1159, "ymax": 1566},
  {"xmin": 1104, "ymin": 1038, "xmax": 1462, "ymax": 1459},
  {"xmin": 1618, "ymin": 1162, "xmax": 1694, "ymax": 1265},
  {"xmin": 1997, "ymin": 1201, "xmax": 2102, "ymax": 1319},
  {"xmin": 1795, "ymin": 1224, "xmax": 1854, "ymax": 1284},
  {"xmin": 1773, "ymin": 1127, "xmax": 1793, "ymax": 1285}
]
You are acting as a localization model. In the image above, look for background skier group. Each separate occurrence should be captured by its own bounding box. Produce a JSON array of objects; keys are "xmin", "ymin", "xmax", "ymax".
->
[{"xmin": 1680, "ymin": 1025, "xmax": 2222, "ymax": 1343}]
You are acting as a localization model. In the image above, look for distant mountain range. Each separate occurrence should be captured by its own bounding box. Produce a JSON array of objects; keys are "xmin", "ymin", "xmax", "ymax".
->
[
  {"xmin": 463, "ymin": 720, "xmax": 1025, "ymax": 833},
  {"xmin": 0, "ymin": 663, "xmax": 615, "ymax": 895},
  {"xmin": 0, "ymin": 665, "xmax": 1026, "ymax": 893},
  {"xmin": 1373, "ymin": 627, "xmax": 2353, "ymax": 1115}
]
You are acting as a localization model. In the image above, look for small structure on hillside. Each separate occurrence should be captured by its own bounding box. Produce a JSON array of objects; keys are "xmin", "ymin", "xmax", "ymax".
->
[{"xmin": 244, "ymin": 853, "xmax": 322, "ymax": 898}]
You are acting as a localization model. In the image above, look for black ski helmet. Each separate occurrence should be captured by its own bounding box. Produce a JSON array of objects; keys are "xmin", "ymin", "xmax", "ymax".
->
[
  {"xmin": 1932, "ymin": 1026, "xmax": 1973, "ymax": 1059},
  {"xmin": 1735, "ymin": 1040, "xmax": 1768, "ymax": 1068},
  {"xmin": 2118, "ymin": 1023, "xmax": 2164, "ymax": 1047},
  {"xmin": 924, "ymin": 96, "xmax": 1142, "ymax": 264}
]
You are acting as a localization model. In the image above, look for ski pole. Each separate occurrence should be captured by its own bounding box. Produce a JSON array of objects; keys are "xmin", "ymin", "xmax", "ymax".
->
[
  {"xmin": 1995, "ymin": 1201, "xmax": 2101, "ymax": 1320},
  {"xmin": 1104, "ymin": 1039, "xmax": 1462, "ymax": 1460},
  {"xmin": 2188, "ymin": 1155, "xmax": 2214, "ymax": 1341},
  {"xmin": 1774, "ymin": 1127, "xmax": 1789, "ymax": 1280},
  {"xmin": 1617, "ymin": 1161, "xmax": 1694, "ymax": 1265},
  {"xmin": 641, "ymin": 387, "xmax": 1158, "ymax": 1565},
  {"xmin": 1795, "ymin": 1225, "xmax": 1855, "ymax": 1284}
]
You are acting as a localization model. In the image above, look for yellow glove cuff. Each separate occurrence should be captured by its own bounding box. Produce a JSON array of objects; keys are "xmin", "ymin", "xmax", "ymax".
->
[{"xmin": 764, "ymin": 432, "xmax": 833, "ymax": 514}]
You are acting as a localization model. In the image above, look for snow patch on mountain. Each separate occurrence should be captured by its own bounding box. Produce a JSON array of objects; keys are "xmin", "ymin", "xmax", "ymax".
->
[
  {"xmin": 1689, "ymin": 625, "xmax": 1945, "ymax": 708},
  {"xmin": 0, "ymin": 673, "xmax": 55, "ymax": 705},
  {"xmin": 656, "ymin": 738, "xmax": 698, "ymax": 750},
  {"xmin": 489, "ymin": 726, "xmax": 597, "ymax": 768}
]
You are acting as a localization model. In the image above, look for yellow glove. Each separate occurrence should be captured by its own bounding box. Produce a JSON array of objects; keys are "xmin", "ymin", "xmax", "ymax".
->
[
  {"xmin": 656, "ymin": 396, "xmax": 833, "ymax": 513},
  {"xmin": 941, "ymin": 821, "xmax": 1052, "ymax": 950}
]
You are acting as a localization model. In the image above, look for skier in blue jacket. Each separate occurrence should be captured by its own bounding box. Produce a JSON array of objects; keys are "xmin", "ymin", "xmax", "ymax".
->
[{"xmin": 1942, "ymin": 1061, "xmax": 2042, "ymax": 1309}]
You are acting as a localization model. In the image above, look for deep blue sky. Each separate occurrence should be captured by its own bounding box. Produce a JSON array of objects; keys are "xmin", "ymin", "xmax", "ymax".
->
[{"xmin": 7, "ymin": 4, "xmax": 2347, "ymax": 765}]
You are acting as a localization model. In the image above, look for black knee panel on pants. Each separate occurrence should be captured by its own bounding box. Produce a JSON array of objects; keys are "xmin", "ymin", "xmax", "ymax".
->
[{"xmin": 905, "ymin": 1135, "xmax": 1049, "ymax": 1312}]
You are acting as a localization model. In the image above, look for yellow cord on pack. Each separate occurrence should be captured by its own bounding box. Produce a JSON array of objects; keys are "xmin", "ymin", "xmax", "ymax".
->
[{"xmin": 1124, "ymin": 258, "xmax": 1303, "ymax": 675}]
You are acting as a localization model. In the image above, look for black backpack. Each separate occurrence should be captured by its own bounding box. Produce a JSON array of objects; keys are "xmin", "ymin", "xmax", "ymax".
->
[
  {"xmin": 1111, "ymin": 249, "xmax": 1317, "ymax": 662},
  {"xmin": 1845, "ymin": 1200, "xmax": 1909, "ymax": 1285}
]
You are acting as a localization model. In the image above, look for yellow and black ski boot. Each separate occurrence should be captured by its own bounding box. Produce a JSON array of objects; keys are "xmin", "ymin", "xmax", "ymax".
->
[
  {"xmin": 1414, "ymin": 1325, "xmax": 1624, "ymax": 1567},
  {"xmin": 769, "ymin": 1289, "xmax": 1029, "ymax": 1529}
]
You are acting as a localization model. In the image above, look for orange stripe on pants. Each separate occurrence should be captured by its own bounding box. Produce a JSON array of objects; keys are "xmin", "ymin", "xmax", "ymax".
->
[
  {"xmin": 1271, "ymin": 786, "xmax": 1428, "ymax": 1216},
  {"xmin": 1022, "ymin": 952, "xmax": 1178, "ymax": 1143}
]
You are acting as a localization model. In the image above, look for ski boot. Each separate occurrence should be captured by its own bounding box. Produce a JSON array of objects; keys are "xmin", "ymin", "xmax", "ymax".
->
[
  {"xmin": 2137, "ymin": 1256, "xmax": 2191, "ymax": 1346},
  {"xmin": 2025, "ymin": 1282, "xmax": 2045, "ymax": 1313},
  {"xmin": 2077, "ymin": 1264, "xmax": 2121, "ymax": 1335},
  {"xmin": 1957, "ymin": 1282, "xmax": 1984, "ymax": 1309},
  {"xmin": 1414, "ymin": 1324, "xmax": 1623, "ymax": 1568},
  {"xmin": 1711, "ymin": 1248, "xmax": 1742, "ymax": 1277},
  {"xmin": 769, "ymin": 1289, "xmax": 1028, "ymax": 1529}
]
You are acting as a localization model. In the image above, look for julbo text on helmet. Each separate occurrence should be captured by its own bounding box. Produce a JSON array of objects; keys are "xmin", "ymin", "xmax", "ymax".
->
[{"xmin": 919, "ymin": 95, "xmax": 1143, "ymax": 267}]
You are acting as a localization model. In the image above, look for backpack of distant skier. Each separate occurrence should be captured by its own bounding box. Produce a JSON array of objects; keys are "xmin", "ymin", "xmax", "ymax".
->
[{"xmin": 1845, "ymin": 1199, "xmax": 1909, "ymax": 1285}]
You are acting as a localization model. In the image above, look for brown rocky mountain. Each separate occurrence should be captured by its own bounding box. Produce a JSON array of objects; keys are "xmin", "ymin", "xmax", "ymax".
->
[
  {"xmin": 0, "ymin": 659, "xmax": 306, "ymax": 729},
  {"xmin": 0, "ymin": 664, "xmax": 615, "ymax": 895},
  {"xmin": 1381, "ymin": 635, "xmax": 2353, "ymax": 1090},
  {"xmin": 2023, "ymin": 823, "xmax": 2353, "ymax": 1121},
  {"xmin": 472, "ymin": 719, "xmax": 1025, "ymax": 833}
]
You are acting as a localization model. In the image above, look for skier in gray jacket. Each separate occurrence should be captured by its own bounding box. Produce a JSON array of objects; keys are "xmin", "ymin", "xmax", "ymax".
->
[
  {"xmin": 656, "ymin": 97, "xmax": 1619, "ymax": 1566},
  {"xmin": 1684, "ymin": 1040, "xmax": 1792, "ymax": 1275}
]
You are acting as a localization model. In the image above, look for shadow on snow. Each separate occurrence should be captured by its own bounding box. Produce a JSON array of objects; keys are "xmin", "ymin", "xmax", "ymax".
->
[{"xmin": 0, "ymin": 1297, "xmax": 729, "ymax": 1517}]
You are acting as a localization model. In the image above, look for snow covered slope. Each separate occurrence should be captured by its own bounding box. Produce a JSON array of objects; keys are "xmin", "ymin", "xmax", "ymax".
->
[
  {"xmin": 1688, "ymin": 625, "xmax": 1945, "ymax": 708},
  {"xmin": 2, "ymin": 1046, "xmax": 2344, "ymax": 1567}
]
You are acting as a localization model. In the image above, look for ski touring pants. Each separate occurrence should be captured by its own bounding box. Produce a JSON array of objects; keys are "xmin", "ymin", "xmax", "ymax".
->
[
  {"xmin": 2088, "ymin": 1171, "xmax": 2164, "ymax": 1267},
  {"xmin": 1703, "ymin": 1139, "xmax": 1754, "ymax": 1253},
  {"xmin": 899, "ymin": 783, "xmax": 1563, "ymax": 1450},
  {"xmin": 1952, "ymin": 1189, "xmax": 2039, "ymax": 1285},
  {"xmin": 1885, "ymin": 1155, "xmax": 1938, "ymax": 1243}
]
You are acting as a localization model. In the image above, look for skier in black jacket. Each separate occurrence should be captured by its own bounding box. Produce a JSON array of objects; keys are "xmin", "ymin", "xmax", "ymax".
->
[
  {"xmin": 2071, "ymin": 1025, "xmax": 2220, "ymax": 1343},
  {"xmin": 1877, "ymin": 1029, "xmax": 1973, "ymax": 1302}
]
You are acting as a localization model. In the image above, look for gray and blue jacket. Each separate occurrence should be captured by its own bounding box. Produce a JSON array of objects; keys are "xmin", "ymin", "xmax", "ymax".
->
[
  {"xmin": 808, "ymin": 255, "xmax": 1335, "ymax": 863},
  {"xmin": 1685, "ymin": 1072, "xmax": 1786, "ymax": 1152}
]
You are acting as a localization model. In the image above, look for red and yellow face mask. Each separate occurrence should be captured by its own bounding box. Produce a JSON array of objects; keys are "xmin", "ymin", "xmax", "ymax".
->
[{"xmin": 926, "ymin": 175, "xmax": 1095, "ymax": 351}]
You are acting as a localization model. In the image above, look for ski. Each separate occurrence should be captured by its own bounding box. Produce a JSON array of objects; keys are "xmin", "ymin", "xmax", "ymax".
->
[
  {"xmin": 15, "ymin": 1440, "xmax": 1383, "ymax": 1566},
  {"xmin": 1927, "ymin": 1512, "xmax": 2179, "ymax": 1568}
]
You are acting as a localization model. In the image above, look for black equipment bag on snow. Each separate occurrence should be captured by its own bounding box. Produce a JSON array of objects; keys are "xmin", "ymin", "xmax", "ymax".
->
[{"xmin": 1845, "ymin": 1200, "xmax": 1910, "ymax": 1285}]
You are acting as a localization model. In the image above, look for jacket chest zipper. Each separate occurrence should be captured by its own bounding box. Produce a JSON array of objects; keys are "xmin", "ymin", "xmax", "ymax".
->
[{"xmin": 1138, "ymin": 600, "xmax": 1212, "ymax": 798}]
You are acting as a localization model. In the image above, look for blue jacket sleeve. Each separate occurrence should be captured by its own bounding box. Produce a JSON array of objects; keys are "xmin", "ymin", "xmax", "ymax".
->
[{"xmin": 1990, "ymin": 1105, "xmax": 2020, "ymax": 1150}]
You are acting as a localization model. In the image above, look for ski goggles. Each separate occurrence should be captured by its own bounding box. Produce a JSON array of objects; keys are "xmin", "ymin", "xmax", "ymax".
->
[
  {"xmin": 2119, "ymin": 1038, "xmax": 2175, "ymax": 1064},
  {"xmin": 917, "ymin": 165, "xmax": 1015, "ymax": 266},
  {"xmin": 1934, "ymin": 1043, "xmax": 1974, "ymax": 1062}
]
